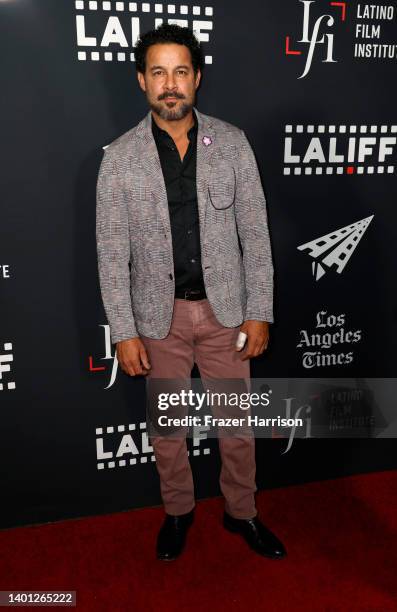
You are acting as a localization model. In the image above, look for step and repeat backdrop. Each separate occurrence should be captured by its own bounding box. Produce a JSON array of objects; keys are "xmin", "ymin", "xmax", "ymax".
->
[{"xmin": 1, "ymin": 0, "xmax": 396, "ymax": 529}]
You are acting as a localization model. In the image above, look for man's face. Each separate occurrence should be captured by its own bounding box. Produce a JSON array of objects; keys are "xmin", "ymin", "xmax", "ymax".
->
[{"xmin": 137, "ymin": 43, "xmax": 201, "ymax": 121}]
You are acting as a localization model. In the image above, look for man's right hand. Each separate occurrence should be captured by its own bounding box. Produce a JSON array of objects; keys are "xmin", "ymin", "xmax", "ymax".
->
[{"xmin": 116, "ymin": 337, "xmax": 151, "ymax": 376}]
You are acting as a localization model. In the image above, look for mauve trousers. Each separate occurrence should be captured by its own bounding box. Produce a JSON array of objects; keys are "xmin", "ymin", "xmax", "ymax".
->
[{"xmin": 140, "ymin": 298, "xmax": 257, "ymax": 519}]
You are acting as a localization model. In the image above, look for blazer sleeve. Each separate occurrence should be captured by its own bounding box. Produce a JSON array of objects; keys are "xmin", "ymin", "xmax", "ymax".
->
[
  {"xmin": 234, "ymin": 129, "xmax": 274, "ymax": 323},
  {"xmin": 96, "ymin": 149, "xmax": 139, "ymax": 344}
]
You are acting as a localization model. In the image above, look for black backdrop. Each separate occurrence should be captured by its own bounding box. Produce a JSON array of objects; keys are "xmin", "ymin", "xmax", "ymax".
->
[{"xmin": 1, "ymin": 0, "xmax": 396, "ymax": 529}]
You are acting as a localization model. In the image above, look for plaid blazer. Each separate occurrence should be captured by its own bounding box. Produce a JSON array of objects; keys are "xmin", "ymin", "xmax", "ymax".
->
[{"xmin": 96, "ymin": 107, "xmax": 274, "ymax": 343}]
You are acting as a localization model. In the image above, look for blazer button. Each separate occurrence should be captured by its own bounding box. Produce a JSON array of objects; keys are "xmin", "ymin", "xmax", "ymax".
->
[{"xmin": 169, "ymin": 273, "xmax": 173, "ymax": 280}]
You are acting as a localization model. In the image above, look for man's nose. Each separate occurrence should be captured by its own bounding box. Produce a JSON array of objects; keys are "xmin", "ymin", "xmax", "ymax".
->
[{"xmin": 164, "ymin": 73, "xmax": 177, "ymax": 90}]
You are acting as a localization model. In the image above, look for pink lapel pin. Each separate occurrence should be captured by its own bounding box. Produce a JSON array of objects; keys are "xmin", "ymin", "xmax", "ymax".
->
[{"xmin": 202, "ymin": 135, "xmax": 213, "ymax": 146}]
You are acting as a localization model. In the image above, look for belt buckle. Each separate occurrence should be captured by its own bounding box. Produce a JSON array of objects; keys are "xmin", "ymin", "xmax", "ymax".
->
[{"xmin": 184, "ymin": 288, "xmax": 199, "ymax": 300}]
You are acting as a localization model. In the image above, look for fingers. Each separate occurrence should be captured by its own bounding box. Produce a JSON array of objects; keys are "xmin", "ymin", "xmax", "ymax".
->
[
  {"xmin": 140, "ymin": 345, "xmax": 151, "ymax": 371},
  {"xmin": 240, "ymin": 335, "xmax": 269, "ymax": 360},
  {"xmin": 121, "ymin": 358, "xmax": 148, "ymax": 376},
  {"xmin": 117, "ymin": 341, "xmax": 151, "ymax": 376},
  {"xmin": 240, "ymin": 335, "xmax": 255, "ymax": 361}
]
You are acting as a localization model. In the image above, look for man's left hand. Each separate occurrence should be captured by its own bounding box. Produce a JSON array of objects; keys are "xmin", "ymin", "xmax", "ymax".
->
[{"xmin": 236, "ymin": 320, "xmax": 270, "ymax": 361}]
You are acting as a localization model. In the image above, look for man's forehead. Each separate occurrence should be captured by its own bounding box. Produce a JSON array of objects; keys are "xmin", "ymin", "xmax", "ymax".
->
[{"xmin": 146, "ymin": 43, "xmax": 192, "ymax": 64}]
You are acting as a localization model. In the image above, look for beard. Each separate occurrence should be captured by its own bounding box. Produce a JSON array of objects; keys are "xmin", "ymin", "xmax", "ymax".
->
[{"xmin": 149, "ymin": 96, "xmax": 194, "ymax": 121}]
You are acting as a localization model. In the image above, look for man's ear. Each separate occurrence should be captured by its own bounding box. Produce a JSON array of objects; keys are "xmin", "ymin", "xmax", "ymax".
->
[
  {"xmin": 137, "ymin": 71, "xmax": 146, "ymax": 92},
  {"xmin": 195, "ymin": 68, "xmax": 201, "ymax": 90}
]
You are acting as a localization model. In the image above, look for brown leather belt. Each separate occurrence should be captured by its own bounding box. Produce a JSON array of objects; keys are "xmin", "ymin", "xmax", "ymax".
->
[{"xmin": 174, "ymin": 288, "xmax": 207, "ymax": 300}]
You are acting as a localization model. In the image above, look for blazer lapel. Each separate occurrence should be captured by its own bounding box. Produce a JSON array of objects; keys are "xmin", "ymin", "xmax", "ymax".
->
[
  {"xmin": 135, "ymin": 110, "xmax": 171, "ymax": 233},
  {"xmin": 194, "ymin": 107, "xmax": 217, "ymax": 234},
  {"xmin": 135, "ymin": 106, "xmax": 217, "ymax": 237}
]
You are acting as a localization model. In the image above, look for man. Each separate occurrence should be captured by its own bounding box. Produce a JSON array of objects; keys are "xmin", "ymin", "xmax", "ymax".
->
[{"xmin": 96, "ymin": 24, "xmax": 286, "ymax": 561}]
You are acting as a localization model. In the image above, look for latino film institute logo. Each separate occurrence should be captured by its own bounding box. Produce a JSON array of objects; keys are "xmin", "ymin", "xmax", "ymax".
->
[
  {"xmin": 286, "ymin": 1, "xmax": 397, "ymax": 77},
  {"xmin": 74, "ymin": 1, "xmax": 214, "ymax": 64},
  {"xmin": 297, "ymin": 214, "xmax": 374, "ymax": 281},
  {"xmin": 88, "ymin": 324, "xmax": 122, "ymax": 388},
  {"xmin": 285, "ymin": 0, "xmax": 345, "ymax": 79}
]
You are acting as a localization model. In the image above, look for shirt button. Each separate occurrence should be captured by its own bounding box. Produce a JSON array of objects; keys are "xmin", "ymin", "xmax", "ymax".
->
[
  {"xmin": 187, "ymin": 230, "xmax": 192, "ymax": 235},
  {"xmin": 190, "ymin": 258, "xmax": 196, "ymax": 263}
]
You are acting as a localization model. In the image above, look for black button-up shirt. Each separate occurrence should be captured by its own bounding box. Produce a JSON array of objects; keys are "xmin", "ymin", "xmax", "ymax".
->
[{"xmin": 151, "ymin": 109, "xmax": 206, "ymax": 296}]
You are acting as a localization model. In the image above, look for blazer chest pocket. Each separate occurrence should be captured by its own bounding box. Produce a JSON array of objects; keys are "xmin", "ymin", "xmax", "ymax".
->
[
  {"xmin": 208, "ymin": 161, "xmax": 236, "ymax": 210},
  {"xmin": 122, "ymin": 169, "xmax": 153, "ymax": 202}
]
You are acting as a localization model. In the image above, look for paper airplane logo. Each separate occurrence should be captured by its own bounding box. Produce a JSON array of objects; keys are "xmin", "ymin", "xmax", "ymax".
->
[{"xmin": 297, "ymin": 215, "xmax": 374, "ymax": 280}]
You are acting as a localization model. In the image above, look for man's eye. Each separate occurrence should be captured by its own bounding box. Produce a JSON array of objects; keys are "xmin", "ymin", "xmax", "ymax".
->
[{"xmin": 177, "ymin": 70, "xmax": 187, "ymax": 75}]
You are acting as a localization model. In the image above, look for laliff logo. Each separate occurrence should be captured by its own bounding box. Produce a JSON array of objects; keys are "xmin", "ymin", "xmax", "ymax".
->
[
  {"xmin": 96, "ymin": 422, "xmax": 210, "ymax": 469},
  {"xmin": 0, "ymin": 342, "xmax": 15, "ymax": 392},
  {"xmin": 286, "ymin": 0, "xmax": 346, "ymax": 78},
  {"xmin": 284, "ymin": 124, "xmax": 397, "ymax": 175},
  {"xmin": 75, "ymin": 1, "xmax": 214, "ymax": 64},
  {"xmin": 297, "ymin": 215, "xmax": 374, "ymax": 280}
]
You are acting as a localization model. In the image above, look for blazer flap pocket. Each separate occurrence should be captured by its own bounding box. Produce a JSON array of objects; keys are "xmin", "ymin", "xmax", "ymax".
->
[{"xmin": 208, "ymin": 161, "xmax": 236, "ymax": 210}]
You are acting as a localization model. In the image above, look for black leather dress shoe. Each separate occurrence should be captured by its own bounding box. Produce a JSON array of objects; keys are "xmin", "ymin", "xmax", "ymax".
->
[
  {"xmin": 156, "ymin": 508, "xmax": 194, "ymax": 561},
  {"xmin": 223, "ymin": 511, "xmax": 287, "ymax": 559}
]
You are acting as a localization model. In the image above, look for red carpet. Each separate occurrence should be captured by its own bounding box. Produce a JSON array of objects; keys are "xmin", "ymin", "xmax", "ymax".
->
[{"xmin": 1, "ymin": 470, "xmax": 396, "ymax": 611}]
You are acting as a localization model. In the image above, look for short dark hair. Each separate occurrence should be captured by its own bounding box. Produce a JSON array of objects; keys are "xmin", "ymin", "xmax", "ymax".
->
[{"xmin": 134, "ymin": 23, "xmax": 204, "ymax": 75}]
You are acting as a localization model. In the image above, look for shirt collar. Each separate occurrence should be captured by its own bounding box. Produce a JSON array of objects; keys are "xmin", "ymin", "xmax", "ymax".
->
[{"xmin": 151, "ymin": 109, "xmax": 198, "ymax": 143}]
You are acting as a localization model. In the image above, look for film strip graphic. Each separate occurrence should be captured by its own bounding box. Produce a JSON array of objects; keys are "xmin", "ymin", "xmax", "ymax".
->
[
  {"xmin": 75, "ymin": 1, "xmax": 213, "ymax": 63},
  {"xmin": 96, "ymin": 423, "xmax": 210, "ymax": 469},
  {"xmin": 297, "ymin": 215, "xmax": 374, "ymax": 280},
  {"xmin": 0, "ymin": 342, "xmax": 15, "ymax": 391},
  {"xmin": 284, "ymin": 124, "xmax": 397, "ymax": 175}
]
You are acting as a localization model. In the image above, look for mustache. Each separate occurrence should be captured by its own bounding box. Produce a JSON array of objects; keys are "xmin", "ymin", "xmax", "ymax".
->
[{"xmin": 158, "ymin": 92, "xmax": 185, "ymax": 100}]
